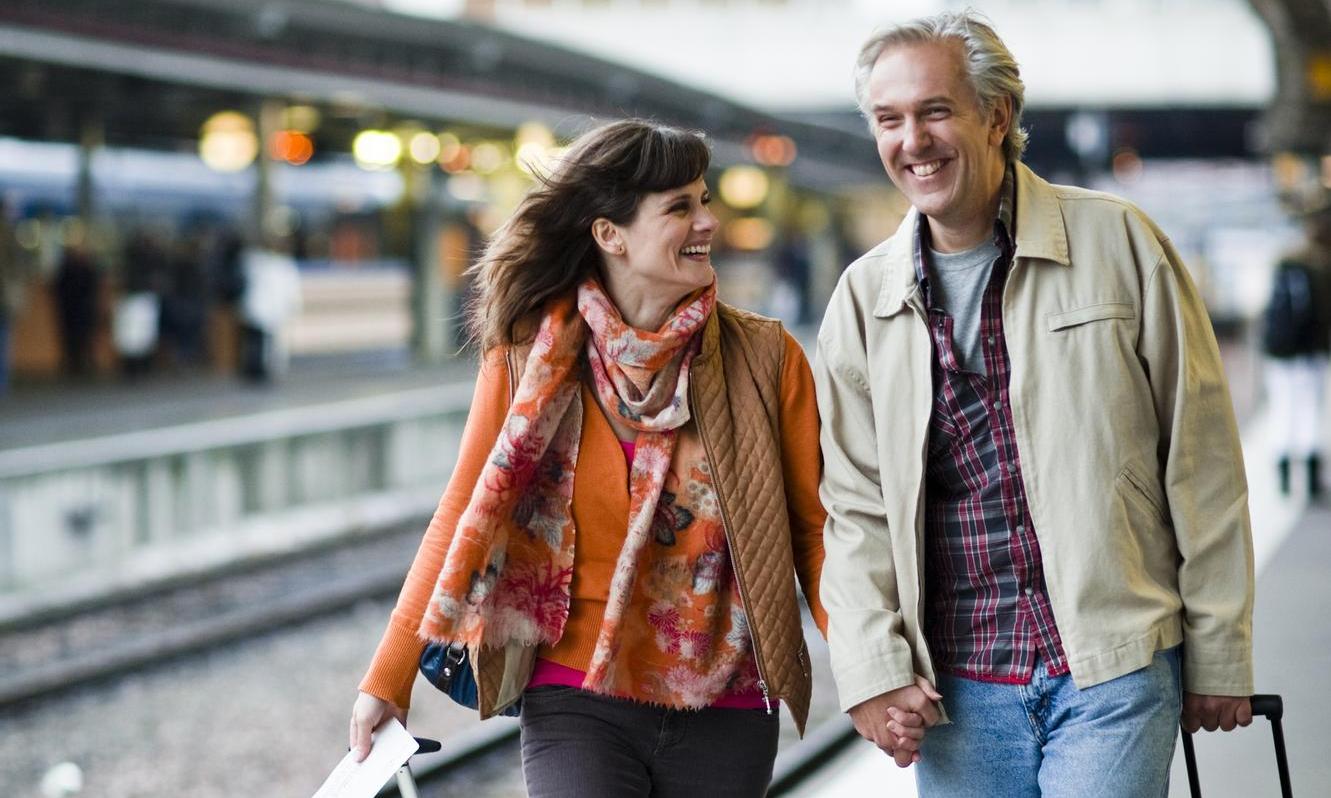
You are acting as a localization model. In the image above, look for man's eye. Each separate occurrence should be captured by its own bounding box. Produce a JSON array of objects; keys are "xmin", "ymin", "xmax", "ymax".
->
[{"xmin": 926, "ymin": 107, "xmax": 950, "ymax": 118}]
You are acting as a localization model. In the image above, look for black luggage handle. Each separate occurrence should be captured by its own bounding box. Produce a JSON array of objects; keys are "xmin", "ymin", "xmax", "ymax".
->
[
  {"xmin": 412, "ymin": 737, "xmax": 442, "ymax": 755},
  {"xmin": 1182, "ymin": 694, "xmax": 1291, "ymax": 798}
]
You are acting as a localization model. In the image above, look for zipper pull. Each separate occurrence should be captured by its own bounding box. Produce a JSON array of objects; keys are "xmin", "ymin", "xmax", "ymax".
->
[{"xmin": 758, "ymin": 679, "xmax": 772, "ymax": 715}]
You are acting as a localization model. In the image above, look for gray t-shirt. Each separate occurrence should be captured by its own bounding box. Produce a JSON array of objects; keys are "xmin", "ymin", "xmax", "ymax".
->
[{"xmin": 928, "ymin": 239, "xmax": 1000, "ymax": 375}]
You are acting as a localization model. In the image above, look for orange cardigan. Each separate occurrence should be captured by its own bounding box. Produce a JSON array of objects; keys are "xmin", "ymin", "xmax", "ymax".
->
[{"xmin": 360, "ymin": 331, "xmax": 827, "ymax": 709}]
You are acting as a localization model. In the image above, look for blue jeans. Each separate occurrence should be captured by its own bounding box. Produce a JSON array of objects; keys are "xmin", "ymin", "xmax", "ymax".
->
[{"xmin": 916, "ymin": 647, "xmax": 1182, "ymax": 798}]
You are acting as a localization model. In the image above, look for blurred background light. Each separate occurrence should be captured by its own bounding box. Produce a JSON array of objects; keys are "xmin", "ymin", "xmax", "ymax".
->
[
  {"xmin": 469, "ymin": 141, "xmax": 508, "ymax": 175},
  {"xmin": 352, "ymin": 129, "xmax": 402, "ymax": 171},
  {"xmin": 269, "ymin": 130, "xmax": 314, "ymax": 166},
  {"xmin": 515, "ymin": 121, "xmax": 555, "ymax": 149},
  {"xmin": 718, "ymin": 165, "xmax": 769, "ymax": 210},
  {"xmin": 279, "ymin": 104, "xmax": 322, "ymax": 134},
  {"xmin": 1111, "ymin": 147, "xmax": 1144, "ymax": 185},
  {"xmin": 749, "ymin": 133, "xmax": 797, "ymax": 167},
  {"xmin": 408, "ymin": 131, "xmax": 442, "ymax": 165},
  {"xmin": 725, "ymin": 217, "xmax": 774, "ymax": 251},
  {"xmin": 198, "ymin": 111, "xmax": 258, "ymax": 173}
]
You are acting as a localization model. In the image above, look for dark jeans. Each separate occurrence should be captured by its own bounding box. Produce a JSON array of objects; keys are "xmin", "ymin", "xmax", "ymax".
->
[{"xmin": 519, "ymin": 686, "xmax": 780, "ymax": 798}]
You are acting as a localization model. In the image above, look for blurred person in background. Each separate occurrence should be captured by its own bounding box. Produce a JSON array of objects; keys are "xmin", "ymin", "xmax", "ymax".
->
[
  {"xmin": 53, "ymin": 230, "xmax": 101, "ymax": 377},
  {"xmin": 115, "ymin": 230, "xmax": 167, "ymax": 378},
  {"xmin": 1261, "ymin": 198, "xmax": 1331, "ymax": 500},
  {"xmin": 0, "ymin": 200, "xmax": 31, "ymax": 394},
  {"xmin": 161, "ymin": 233, "xmax": 210, "ymax": 369},
  {"xmin": 348, "ymin": 119, "xmax": 827, "ymax": 798},
  {"xmin": 238, "ymin": 235, "xmax": 301, "ymax": 383},
  {"xmin": 815, "ymin": 12, "xmax": 1254, "ymax": 797}
]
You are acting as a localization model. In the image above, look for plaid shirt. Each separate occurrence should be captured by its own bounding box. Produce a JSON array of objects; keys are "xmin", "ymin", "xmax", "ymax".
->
[{"xmin": 915, "ymin": 168, "xmax": 1069, "ymax": 684}]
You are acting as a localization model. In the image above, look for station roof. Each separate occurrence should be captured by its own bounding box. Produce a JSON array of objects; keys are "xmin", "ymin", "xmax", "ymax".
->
[{"xmin": 0, "ymin": 0, "xmax": 880, "ymax": 189}]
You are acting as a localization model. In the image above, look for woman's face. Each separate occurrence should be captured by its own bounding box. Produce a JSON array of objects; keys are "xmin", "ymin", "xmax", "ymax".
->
[{"xmin": 603, "ymin": 178, "xmax": 718, "ymax": 295}]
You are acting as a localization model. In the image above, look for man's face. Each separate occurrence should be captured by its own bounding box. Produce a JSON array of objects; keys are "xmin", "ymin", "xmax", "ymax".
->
[{"xmin": 865, "ymin": 40, "xmax": 1009, "ymax": 247}]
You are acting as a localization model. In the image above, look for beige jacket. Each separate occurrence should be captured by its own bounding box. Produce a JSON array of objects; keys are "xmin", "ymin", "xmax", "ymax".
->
[{"xmin": 814, "ymin": 162, "xmax": 1254, "ymax": 713}]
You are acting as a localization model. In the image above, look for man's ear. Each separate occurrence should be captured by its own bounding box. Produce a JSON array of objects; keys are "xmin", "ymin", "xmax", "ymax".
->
[
  {"xmin": 591, "ymin": 218, "xmax": 623, "ymax": 256},
  {"xmin": 989, "ymin": 95, "xmax": 1012, "ymax": 146}
]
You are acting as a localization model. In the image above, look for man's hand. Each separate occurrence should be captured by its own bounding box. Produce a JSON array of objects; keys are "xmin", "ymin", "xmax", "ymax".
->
[
  {"xmin": 848, "ymin": 676, "xmax": 943, "ymax": 768},
  {"xmin": 1181, "ymin": 693, "xmax": 1252, "ymax": 733}
]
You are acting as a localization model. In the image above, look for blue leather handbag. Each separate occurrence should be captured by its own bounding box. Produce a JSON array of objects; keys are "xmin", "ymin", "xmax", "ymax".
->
[{"xmin": 419, "ymin": 642, "xmax": 522, "ymax": 717}]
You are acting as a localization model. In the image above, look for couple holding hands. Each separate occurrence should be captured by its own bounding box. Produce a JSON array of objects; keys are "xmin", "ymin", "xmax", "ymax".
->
[{"xmin": 349, "ymin": 12, "xmax": 1254, "ymax": 798}]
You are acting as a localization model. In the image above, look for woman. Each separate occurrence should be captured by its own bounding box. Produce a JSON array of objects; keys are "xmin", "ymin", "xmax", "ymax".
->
[{"xmin": 348, "ymin": 119, "xmax": 827, "ymax": 797}]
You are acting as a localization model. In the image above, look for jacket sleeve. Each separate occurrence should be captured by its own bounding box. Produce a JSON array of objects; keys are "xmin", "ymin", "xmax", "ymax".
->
[
  {"xmin": 777, "ymin": 331, "xmax": 829, "ymax": 638},
  {"xmin": 358, "ymin": 348, "xmax": 512, "ymax": 708},
  {"xmin": 813, "ymin": 284, "xmax": 919, "ymax": 711},
  {"xmin": 1139, "ymin": 243, "xmax": 1255, "ymax": 696}
]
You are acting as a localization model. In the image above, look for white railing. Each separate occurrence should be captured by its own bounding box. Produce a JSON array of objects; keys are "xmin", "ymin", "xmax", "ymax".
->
[{"xmin": 0, "ymin": 382, "xmax": 475, "ymax": 620}]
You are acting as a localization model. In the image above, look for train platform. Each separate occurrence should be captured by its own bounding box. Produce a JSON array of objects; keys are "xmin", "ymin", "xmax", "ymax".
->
[
  {"xmin": 0, "ymin": 351, "xmax": 475, "ymax": 452},
  {"xmin": 794, "ymin": 396, "xmax": 1331, "ymax": 798}
]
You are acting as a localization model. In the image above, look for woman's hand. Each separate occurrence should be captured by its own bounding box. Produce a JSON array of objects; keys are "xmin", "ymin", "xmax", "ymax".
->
[{"xmin": 349, "ymin": 691, "xmax": 408, "ymax": 762}]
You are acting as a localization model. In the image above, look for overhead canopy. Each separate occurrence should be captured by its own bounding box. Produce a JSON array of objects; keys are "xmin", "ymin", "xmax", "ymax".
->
[{"xmin": 0, "ymin": 0, "xmax": 881, "ymax": 189}]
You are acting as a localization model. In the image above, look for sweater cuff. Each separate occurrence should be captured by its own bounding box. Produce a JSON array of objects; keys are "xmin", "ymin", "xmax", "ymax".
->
[{"xmin": 358, "ymin": 620, "xmax": 427, "ymax": 710}]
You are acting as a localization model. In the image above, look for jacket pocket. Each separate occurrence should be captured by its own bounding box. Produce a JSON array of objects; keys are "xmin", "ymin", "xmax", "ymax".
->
[
  {"xmin": 1046, "ymin": 301, "xmax": 1136, "ymax": 332},
  {"xmin": 1118, "ymin": 465, "xmax": 1168, "ymax": 525}
]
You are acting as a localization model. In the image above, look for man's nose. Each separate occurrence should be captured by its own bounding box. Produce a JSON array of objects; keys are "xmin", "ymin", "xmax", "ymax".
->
[{"xmin": 902, "ymin": 119, "xmax": 931, "ymax": 154}]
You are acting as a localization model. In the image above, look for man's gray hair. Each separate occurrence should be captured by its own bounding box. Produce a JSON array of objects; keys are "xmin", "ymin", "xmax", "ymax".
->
[{"xmin": 854, "ymin": 11, "xmax": 1029, "ymax": 163}]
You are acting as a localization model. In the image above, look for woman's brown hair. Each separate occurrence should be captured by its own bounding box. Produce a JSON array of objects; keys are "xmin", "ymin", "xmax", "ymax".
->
[{"xmin": 466, "ymin": 119, "xmax": 711, "ymax": 352}]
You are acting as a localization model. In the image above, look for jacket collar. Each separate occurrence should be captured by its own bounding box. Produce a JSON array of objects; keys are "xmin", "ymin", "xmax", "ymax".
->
[
  {"xmin": 872, "ymin": 161, "xmax": 1071, "ymax": 319},
  {"xmin": 696, "ymin": 301, "xmax": 722, "ymax": 361}
]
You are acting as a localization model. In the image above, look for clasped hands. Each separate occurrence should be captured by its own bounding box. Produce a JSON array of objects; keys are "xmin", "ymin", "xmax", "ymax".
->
[
  {"xmin": 850, "ymin": 680, "xmax": 1254, "ymax": 769},
  {"xmin": 847, "ymin": 675, "xmax": 943, "ymax": 769}
]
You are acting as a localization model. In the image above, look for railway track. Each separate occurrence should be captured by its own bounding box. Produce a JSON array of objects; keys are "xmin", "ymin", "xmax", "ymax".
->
[
  {"xmin": 0, "ymin": 520, "xmax": 428, "ymax": 709},
  {"xmin": 1, "ymin": 515, "xmax": 858, "ymax": 798}
]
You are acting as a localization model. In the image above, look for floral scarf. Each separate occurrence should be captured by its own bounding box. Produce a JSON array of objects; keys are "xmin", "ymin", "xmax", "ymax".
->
[{"xmin": 420, "ymin": 278, "xmax": 750, "ymax": 703}]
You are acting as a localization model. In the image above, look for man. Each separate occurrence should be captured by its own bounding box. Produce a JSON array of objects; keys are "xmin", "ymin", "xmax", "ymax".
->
[{"xmin": 814, "ymin": 12, "xmax": 1254, "ymax": 796}]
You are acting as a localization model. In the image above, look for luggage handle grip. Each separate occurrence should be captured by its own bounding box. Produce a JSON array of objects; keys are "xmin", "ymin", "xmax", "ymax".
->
[
  {"xmin": 1250, "ymin": 693, "xmax": 1282, "ymax": 721},
  {"xmin": 412, "ymin": 737, "xmax": 442, "ymax": 755},
  {"xmin": 1182, "ymin": 693, "xmax": 1291, "ymax": 798}
]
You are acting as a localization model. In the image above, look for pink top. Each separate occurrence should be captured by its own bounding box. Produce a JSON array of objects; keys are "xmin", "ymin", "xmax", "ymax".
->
[
  {"xmin": 525, "ymin": 438, "xmax": 773, "ymax": 711},
  {"xmin": 527, "ymin": 658, "xmax": 773, "ymax": 710}
]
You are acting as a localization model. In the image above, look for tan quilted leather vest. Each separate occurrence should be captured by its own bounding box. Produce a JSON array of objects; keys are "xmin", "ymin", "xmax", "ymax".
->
[{"xmin": 476, "ymin": 303, "xmax": 814, "ymax": 734}]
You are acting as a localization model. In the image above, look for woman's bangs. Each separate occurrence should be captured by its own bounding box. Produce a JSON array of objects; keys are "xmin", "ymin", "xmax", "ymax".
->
[{"xmin": 631, "ymin": 130, "xmax": 711, "ymax": 193}]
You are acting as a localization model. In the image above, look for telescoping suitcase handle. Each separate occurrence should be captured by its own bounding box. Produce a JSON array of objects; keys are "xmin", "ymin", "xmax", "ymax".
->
[
  {"xmin": 1181, "ymin": 694, "xmax": 1291, "ymax": 798},
  {"xmin": 392, "ymin": 737, "xmax": 442, "ymax": 798}
]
